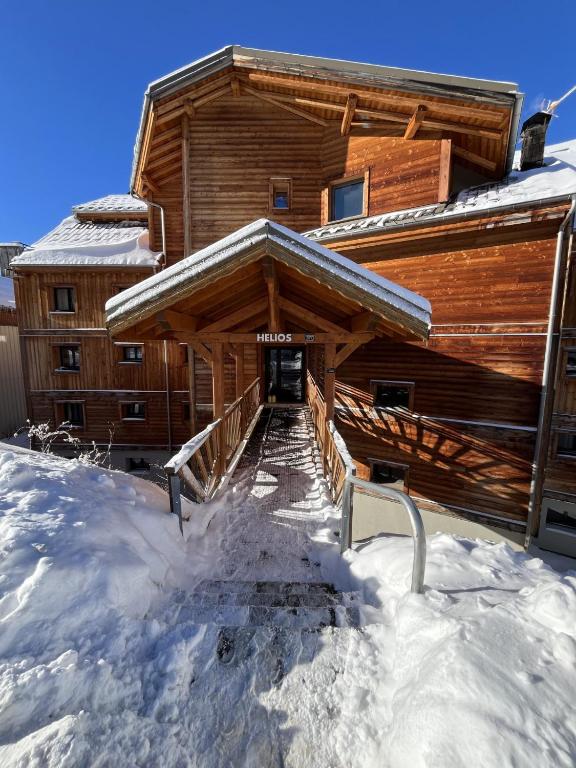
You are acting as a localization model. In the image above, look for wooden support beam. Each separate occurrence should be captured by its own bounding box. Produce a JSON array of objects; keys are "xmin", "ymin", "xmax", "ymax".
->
[
  {"xmin": 192, "ymin": 84, "xmax": 231, "ymax": 110},
  {"xmin": 242, "ymin": 84, "xmax": 328, "ymax": 126},
  {"xmin": 235, "ymin": 344, "xmax": 245, "ymax": 398},
  {"xmin": 438, "ymin": 139, "xmax": 452, "ymax": 202},
  {"xmin": 278, "ymin": 296, "xmax": 350, "ymax": 335},
  {"xmin": 334, "ymin": 338, "xmax": 373, "ymax": 368},
  {"xmin": 188, "ymin": 340, "xmax": 212, "ymax": 365},
  {"xmin": 262, "ymin": 258, "xmax": 280, "ymax": 332},
  {"xmin": 156, "ymin": 309, "xmax": 198, "ymax": 333},
  {"xmin": 135, "ymin": 108, "xmax": 156, "ymax": 194},
  {"xmin": 341, "ymin": 93, "xmax": 358, "ymax": 136},
  {"xmin": 324, "ymin": 343, "xmax": 336, "ymax": 423},
  {"xmin": 452, "ymin": 145, "xmax": 498, "ymax": 172},
  {"xmin": 230, "ymin": 76, "xmax": 241, "ymax": 97},
  {"xmin": 187, "ymin": 345, "xmax": 197, "ymax": 435},
  {"xmin": 199, "ymin": 297, "xmax": 268, "ymax": 333},
  {"xmin": 212, "ymin": 342, "xmax": 226, "ymax": 475},
  {"xmin": 404, "ymin": 105, "xmax": 427, "ymax": 140},
  {"xmin": 181, "ymin": 113, "xmax": 191, "ymax": 258},
  {"xmin": 175, "ymin": 331, "xmax": 375, "ymax": 345},
  {"xmin": 350, "ymin": 311, "xmax": 379, "ymax": 332},
  {"xmin": 142, "ymin": 173, "xmax": 160, "ymax": 195}
]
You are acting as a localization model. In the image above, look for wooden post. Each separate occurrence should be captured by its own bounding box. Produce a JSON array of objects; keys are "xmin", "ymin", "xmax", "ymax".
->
[
  {"xmin": 187, "ymin": 344, "xmax": 197, "ymax": 436},
  {"xmin": 324, "ymin": 342, "xmax": 336, "ymax": 426},
  {"xmin": 212, "ymin": 342, "xmax": 226, "ymax": 474},
  {"xmin": 181, "ymin": 113, "xmax": 192, "ymax": 258},
  {"xmin": 235, "ymin": 344, "xmax": 245, "ymax": 398}
]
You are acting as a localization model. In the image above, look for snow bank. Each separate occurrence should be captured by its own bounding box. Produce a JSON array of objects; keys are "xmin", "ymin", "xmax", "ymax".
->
[
  {"xmin": 324, "ymin": 534, "xmax": 576, "ymax": 767},
  {"xmin": 0, "ymin": 445, "xmax": 226, "ymax": 766}
]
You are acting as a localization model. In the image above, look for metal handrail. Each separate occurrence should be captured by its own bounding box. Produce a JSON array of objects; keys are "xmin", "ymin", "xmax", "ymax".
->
[{"xmin": 330, "ymin": 420, "xmax": 426, "ymax": 595}]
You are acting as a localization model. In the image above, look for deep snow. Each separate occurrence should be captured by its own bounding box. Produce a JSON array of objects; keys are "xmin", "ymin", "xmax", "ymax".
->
[{"xmin": 1, "ymin": 439, "xmax": 576, "ymax": 767}]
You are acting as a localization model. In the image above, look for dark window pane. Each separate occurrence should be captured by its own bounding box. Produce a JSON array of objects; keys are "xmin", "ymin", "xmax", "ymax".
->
[
  {"xmin": 546, "ymin": 504, "xmax": 576, "ymax": 531},
  {"xmin": 183, "ymin": 403, "xmax": 191, "ymax": 421},
  {"xmin": 273, "ymin": 191, "xmax": 289, "ymax": 209},
  {"xmin": 558, "ymin": 433, "xmax": 576, "ymax": 457},
  {"xmin": 331, "ymin": 180, "xmax": 364, "ymax": 220},
  {"xmin": 59, "ymin": 345, "xmax": 80, "ymax": 370},
  {"xmin": 63, "ymin": 402, "xmax": 84, "ymax": 426},
  {"xmin": 370, "ymin": 462, "xmax": 406, "ymax": 490},
  {"xmin": 123, "ymin": 402, "xmax": 145, "ymax": 419},
  {"xmin": 374, "ymin": 384, "xmax": 411, "ymax": 409},
  {"xmin": 54, "ymin": 287, "xmax": 75, "ymax": 312},
  {"xmin": 127, "ymin": 457, "xmax": 150, "ymax": 472},
  {"xmin": 122, "ymin": 346, "xmax": 143, "ymax": 362},
  {"xmin": 566, "ymin": 350, "xmax": 576, "ymax": 378}
]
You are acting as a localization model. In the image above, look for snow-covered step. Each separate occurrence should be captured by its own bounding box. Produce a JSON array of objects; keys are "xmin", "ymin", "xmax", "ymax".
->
[
  {"xmin": 182, "ymin": 590, "xmax": 355, "ymax": 609},
  {"xmin": 175, "ymin": 602, "xmax": 360, "ymax": 629},
  {"xmin": 196, "ymin": 579, "xmax": 341, "ymax": 595}
]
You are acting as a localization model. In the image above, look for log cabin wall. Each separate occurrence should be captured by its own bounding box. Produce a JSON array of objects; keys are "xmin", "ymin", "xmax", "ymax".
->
[{"xmin": 326, "ymin": 217, "xmax": 566, "ymax": 527}]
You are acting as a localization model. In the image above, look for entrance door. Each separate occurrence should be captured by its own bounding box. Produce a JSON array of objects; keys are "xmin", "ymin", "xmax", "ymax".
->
[{"xmin": 264, "ymin": 347, "xmax": 305, "ymax": 403}]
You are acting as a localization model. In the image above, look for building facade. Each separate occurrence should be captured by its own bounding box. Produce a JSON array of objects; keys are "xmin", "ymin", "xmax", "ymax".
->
[{"xmin": 9, "ymin": 47, "xmax": 576, "ymax": 553}]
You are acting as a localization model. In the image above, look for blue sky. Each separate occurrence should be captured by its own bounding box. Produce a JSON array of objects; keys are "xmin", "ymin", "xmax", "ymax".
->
[{"xmin": 1, "ymin": 0, "xmax": 574, "ymax": 302}]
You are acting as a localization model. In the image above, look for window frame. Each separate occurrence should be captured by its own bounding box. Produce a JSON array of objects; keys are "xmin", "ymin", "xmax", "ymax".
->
[
  {"xmin": 367, "ymin": 457, "xmax": 410, "ymax": 493},
  {"xmin": 114, "ymin": 342, "xmax": 144, "ymax": 366},
  {"xmin": 51, "ymin": 285, "xmax": 76, "ymax": 314},
  {"xmin": 54, "ymin": 344, "xmax": 81, "ymax": 373},
  {"xmin": 55, "ymin": 400, "xmax": 86, "ymax": 429},
  {"xmin": 269, "ymin": 177, "xmax": 292, "ymax": 212},
  {"xmin": 563, "ymin": 346, "xmax": 576, "ymax": 379},
  {"xmin": 327, "ymin": 171, "xmax": 369, "ymax": 224},
  {"xmin": 555, "ymin": 431, "xmax": 576, "ymax": 460},
  {"xmin": 370, "ymin": 379, "xmax": 415, "ymax": 411},
  {"xmin": 120, "ymin": 345, "xmax": 144, "ymax": 364},
  {"xmin": 120, "ymin": 401, "xmax": 147, "ymax": 422}
]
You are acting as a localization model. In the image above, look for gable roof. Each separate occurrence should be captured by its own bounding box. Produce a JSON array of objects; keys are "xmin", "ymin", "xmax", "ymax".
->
[
  {"xmin": 131, "ymin": 45, "xmax": 523, "ymax": 189},
  {"xmin": 106, "ymin": 219, "xmax": 431, "ymax": 340},
  {"xmin": 305, "ymin": 138, "xmax": 576, "ymax": 243}
]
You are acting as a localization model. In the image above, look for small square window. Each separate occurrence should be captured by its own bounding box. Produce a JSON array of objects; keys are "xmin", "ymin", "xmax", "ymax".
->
[
  {"xmin": 122, "ymin": 402, "xmax": 146, "ymax": 420},
  {"xmin": 53, "ymin": 287, "xmax": 75, "ymax": 312},
  {"xmin": 270, "ymin": 178, "xmax": 291, "ymax": 211},
  {"xmin": 122, "ymin": 345, "xmax": 143, "ymax": 363},
  {"xmin": 371, "ymin": 381, "xmax": 413, "ymax": 410},
  {"xmin": 369, "ymin": 461, "xmax": 407, "ymax": 491},
  {"xmin": 62, "ymin": 402, "xmax": 84, "ymax": 427},
  {"xmin": 58, "ymin": 345, "xmax": 80, "ymax": 371},
  {"xmin": 330, "ymin": 178, "xmax": 364, "ymax": 221},
  {"xmin": 566, "ymin": 350, "xmax": 576, "ymax": 378},
  {"xmin": 557, "ymin": 433, "xmax": 576, "ymax": 458}
]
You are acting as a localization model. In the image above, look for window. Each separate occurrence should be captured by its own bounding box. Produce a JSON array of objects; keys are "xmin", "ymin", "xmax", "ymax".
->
[
  {"xmin": 369, "ymin": 460, "xmax": 408, "ymax": 492},
  {"xmin": 371, "ymin": 381, "xmax": 414, "ymax": 410},
  {"xmin": 183, "ymin": 402, "xmax": 191, "ymax": 421},
  {"xmin": 270, "ymin": 177, "xmax": 292, "ymax": 211},
  {"xmin": 127, "ymin": 457, "xmax": 150, "ymax": 473},
  {"xmin": 121, "ymin": 402, "xmax": 146, "ymax": 420},
  {"xmin": 330, "ymin": 177, "xmax": 365, "ymax": 221},
  {"xmin": 566, "ymin": 349, "xmax": 576, "ymax": 378},
  {"xmin": 557, "ymin": 433, "xmax": 576, "ymax": 458},
  {"xmin": 53, "ymin": 287, "xmax": 75, "ymax": 313},
  {"xmin": 121, "ymin": 345, "xmax": 143, "ymax": 363},
  {"xmin": 58, "ymin": 345, "xmax": 80, "ymax": 371},
  {"xmin": 61, "ymin": 402, "xmax": 84, "ymax": 428}
]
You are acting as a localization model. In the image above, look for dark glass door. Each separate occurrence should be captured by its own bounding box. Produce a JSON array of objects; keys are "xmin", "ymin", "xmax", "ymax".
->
[{"xmin": 264, "ymin": 347, "xmax": 305, "ymax": 403}]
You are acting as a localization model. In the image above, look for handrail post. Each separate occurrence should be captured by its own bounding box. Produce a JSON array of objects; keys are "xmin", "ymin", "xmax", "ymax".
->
[
  {"xmin": 340, "ymin": 465, "xmax": 355, "ymax": 553},
  {"xmin": 167, "ymin": 472, "xmax": 184, "ymax": 536}
]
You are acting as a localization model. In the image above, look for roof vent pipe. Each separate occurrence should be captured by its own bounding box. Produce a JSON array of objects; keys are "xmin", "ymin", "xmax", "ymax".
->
[{"xmin": 520, "ymin": 111, "xmax": 552, "ymax": 171}]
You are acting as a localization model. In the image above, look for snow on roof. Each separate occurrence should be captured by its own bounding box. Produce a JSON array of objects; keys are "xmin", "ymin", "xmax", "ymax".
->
[
  {"xmin": 306, "ymin": 138, "xmax": 576, "ymax": 243},
  {"xmin": 106, "ymin": 219, "xmax": 431, "ymax": 340},
  {"xmin": 72, "ymin": 194, "xmax": 148, "ymax": 214},
  {"xmin": 11, "ymin": 217, "xmax": 160, "ymax": 269}
]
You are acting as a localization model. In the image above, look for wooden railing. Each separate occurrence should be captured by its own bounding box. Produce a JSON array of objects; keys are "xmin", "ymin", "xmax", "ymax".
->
[
  {"xmin": 306, "ymin": 371, "xmax": 425, "ymax": 593},
  {"xmin": 165, "ymin": 377, "xmax": 262, "ymax": 531}
]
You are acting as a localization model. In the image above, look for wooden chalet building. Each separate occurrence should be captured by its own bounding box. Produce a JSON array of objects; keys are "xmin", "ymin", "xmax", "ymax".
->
[{"xmin": 9, "ymin": 46, "xmax": 576, "ymax": 554}]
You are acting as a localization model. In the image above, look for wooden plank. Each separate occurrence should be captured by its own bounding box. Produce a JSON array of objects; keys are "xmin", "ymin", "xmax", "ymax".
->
[
  {"xmin": 341, "ymin": 93, "xmax": 358, "ymax": 136},
  {"xmin": 187, "ymin": 344, "xmax": 197, "ymax": 435},
  {"xmin": 452, "ymin": 145, "xmax": 498, "ymax": 172},
  {"xmin": 235, "ymin": 344, "xmax": 245, "ymax": 397},
  {"xmin": 262, "ymin": 258, "xmax": 280, "ymax": 332},
  {"xmin": 188, "ymin": 340, "xmax": 213, "ymax": 365},
  {"xmin": 438, "ymin": 139, "xmax": 452, "ymax": 202},
  {"xmin": 230, "ymin": 76, "xmax": 241, "ymax": 97},
  {"xmin": 175, "ymin": 332, "xmax": 376, "ymax": 344},
  {"xmin": 277, "ymin": 296, "xmax": 350, "ymax": 335},
  {"xmin": 403, "ymin": 105, "xmax": 427, "ymax": 140},
  {"xmin": 242, "ymin": 85, "xmax": 329, "ymax": 126},
  {"xmin": 324, "ymin": 343, "xmax": 336, "ymax": 422},
  {"xmin": 199, "ymin": 297, "xmax": 268, "ymax": 333},
  {"xmin": 156, "ymin": 309, "xmax": 198, "ymax": 333}
]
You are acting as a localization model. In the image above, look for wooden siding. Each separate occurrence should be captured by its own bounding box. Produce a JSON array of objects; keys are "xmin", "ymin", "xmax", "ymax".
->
[{"xmin": 0, "ymin": 324, "xmax": 27, "ymax": 436}]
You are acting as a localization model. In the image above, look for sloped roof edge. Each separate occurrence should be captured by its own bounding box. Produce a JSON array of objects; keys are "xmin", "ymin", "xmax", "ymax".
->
[
  {"xmin": 105, "ymin": 219, "xmax": 431, "ymax": 339},
  {"xmin": 131, "ymin": 45, "xmax": 522, "ymax": 188}
]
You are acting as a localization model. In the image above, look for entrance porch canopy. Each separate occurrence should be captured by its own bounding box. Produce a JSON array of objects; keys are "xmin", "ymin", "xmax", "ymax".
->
[
  {"xmin": 105, "ymin": 219, "xmax": 431, "ymax": 425},
  {"xmin": 106, "ymin": 218, "xmax": 431, "ymax": 343}
]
